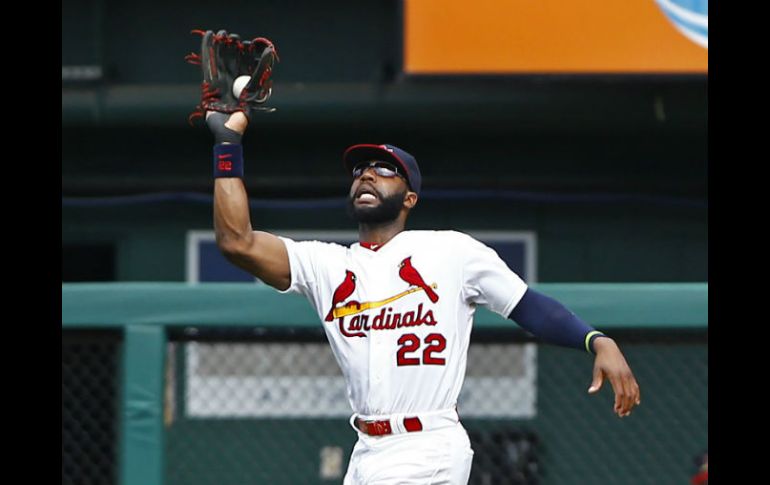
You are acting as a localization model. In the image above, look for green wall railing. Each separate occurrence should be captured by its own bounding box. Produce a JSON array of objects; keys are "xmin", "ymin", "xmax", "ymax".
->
[{"xmin": 62, "ymin": 282, "xmax": 707, "ymax": 485}]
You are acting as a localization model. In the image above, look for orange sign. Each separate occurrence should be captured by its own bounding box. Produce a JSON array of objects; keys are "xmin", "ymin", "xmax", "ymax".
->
[{"xmin": 404, "ymin": 0, "xmax": 708, "ymax": 74}]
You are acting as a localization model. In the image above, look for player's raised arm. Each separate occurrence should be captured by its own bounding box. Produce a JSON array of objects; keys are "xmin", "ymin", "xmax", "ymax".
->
[
  {"xmin": 187, "ymin": 29, "xmax": 290, "ymax": 290},
  {"xmin": 207, "ymin": 111, "xmax": 290, "ymax": 291}
]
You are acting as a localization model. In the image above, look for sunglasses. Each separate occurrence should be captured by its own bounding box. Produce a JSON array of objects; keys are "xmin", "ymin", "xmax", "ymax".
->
[{"xmin": 351, "ymin": 161, "xmax": 404, "ymax": 180}]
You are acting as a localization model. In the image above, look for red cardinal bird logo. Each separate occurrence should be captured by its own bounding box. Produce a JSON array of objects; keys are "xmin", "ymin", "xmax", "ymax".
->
[
  {"xmin": 325, "ymin": 270, "xmax": 358, "ymax": 321},
  {"xmin": 398, "ymin": 257, "xmax": 439, "ymax": 303}
]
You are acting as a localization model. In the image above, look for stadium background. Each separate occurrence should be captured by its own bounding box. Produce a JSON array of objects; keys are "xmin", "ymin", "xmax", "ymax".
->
[{"xmin": 62, "ymin": 1, "xmax": 707, "ymax": 484}]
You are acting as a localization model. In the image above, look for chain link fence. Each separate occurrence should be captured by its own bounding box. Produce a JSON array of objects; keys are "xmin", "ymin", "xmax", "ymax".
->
[
  {"xmin": 163, "ymin": 329, "xmax": 707, "ymax": 485},
  {"xmin": 62, "ymin": 330, "xmax": 122, "ymax": 485},
  {"xmin": 59, "ymin": 327, "xmax": 707, "ymax": 485}
]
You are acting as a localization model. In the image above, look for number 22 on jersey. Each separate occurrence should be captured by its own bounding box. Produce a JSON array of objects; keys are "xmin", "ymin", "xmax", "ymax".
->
[{"xmin": 397, "ymin": 333, "xmax": 446, "ymax": 366}]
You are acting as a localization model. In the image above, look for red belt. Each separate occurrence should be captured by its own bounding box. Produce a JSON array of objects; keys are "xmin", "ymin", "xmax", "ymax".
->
[{"xmin": 354, "ymin": 416, "xmax": 423, "ymax": 436}]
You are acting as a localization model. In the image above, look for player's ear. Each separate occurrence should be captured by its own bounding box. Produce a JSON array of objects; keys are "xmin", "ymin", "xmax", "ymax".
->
[{"xmin": 403, "ymin": 191, "xmax": 418, "ymax": 209}]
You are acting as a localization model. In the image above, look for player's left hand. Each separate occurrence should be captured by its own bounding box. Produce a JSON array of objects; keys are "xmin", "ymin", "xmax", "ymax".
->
[
  {"xmin": 185, "ymin": 29, "xmax": 278, "ymax": 125},
  {"xmin": 588, "ymin": 337, "xmax": 641, "ymax": 418}
]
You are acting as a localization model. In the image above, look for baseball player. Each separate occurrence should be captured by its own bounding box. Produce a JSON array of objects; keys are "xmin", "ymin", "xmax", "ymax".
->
[
  {"xmin": 206, "ymin": 112, "xmax": 640, "ymax": 485},
  {"xmin": 190, "ymin": 30, "xmax": 640, "ymax": 483}
]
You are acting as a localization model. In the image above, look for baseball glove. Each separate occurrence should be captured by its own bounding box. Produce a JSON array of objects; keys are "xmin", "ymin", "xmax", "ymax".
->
[{"xmin": 185, "ymin": 29, "xmax": 279, "ymax": 125}]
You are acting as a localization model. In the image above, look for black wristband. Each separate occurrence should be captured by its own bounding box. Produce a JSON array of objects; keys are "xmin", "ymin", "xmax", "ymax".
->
[{"xmin": 213, "ymin": 144, "xmax": 244, "ymax": 178}]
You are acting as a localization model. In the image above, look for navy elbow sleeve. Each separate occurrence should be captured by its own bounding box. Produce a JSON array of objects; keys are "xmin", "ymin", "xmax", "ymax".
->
[{"xmin": 508, "ymin": 288, "xmax": 605, "ymax": 353}]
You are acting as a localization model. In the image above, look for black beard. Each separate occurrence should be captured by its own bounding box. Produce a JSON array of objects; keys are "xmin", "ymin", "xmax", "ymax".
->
[{"xmin": 346, "ymin": 188, "xmax": 407, "ymax": 224}]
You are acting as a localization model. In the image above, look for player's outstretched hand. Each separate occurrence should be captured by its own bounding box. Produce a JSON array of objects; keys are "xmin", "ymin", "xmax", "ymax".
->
[{"xmin": 588, "ymin": 338, "xmax": 641, "ymax": 418}]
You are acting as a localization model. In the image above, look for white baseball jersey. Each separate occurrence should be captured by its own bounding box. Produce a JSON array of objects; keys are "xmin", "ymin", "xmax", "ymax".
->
[{"xmin": 278, "ymin": 230, "xmax": 528, "ymax": 416}]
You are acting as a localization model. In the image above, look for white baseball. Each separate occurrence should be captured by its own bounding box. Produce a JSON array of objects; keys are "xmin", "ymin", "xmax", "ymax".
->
[{"xmin": 233, "ymin": 75, "xmax": 251, "ymax": 98}]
